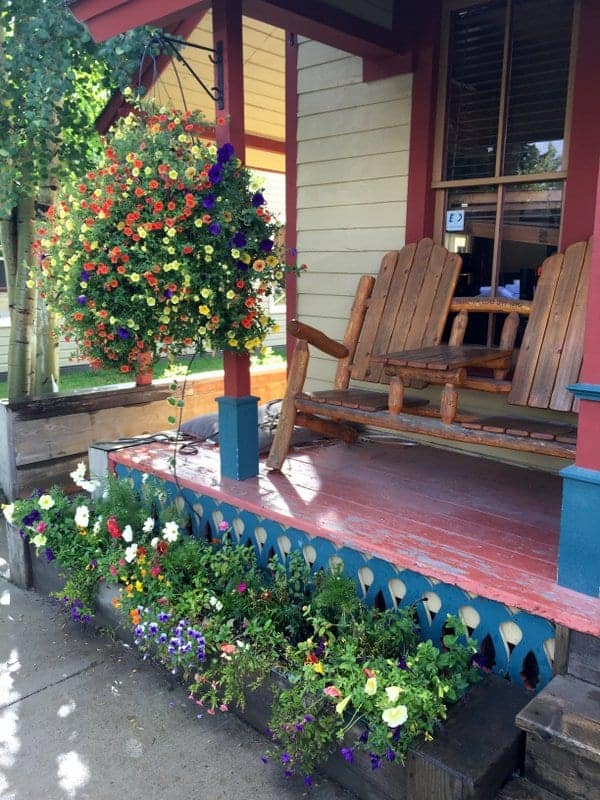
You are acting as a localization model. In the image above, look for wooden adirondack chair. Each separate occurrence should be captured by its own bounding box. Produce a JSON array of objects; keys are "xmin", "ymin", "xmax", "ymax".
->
[{"xmin": 267, "ymin": 238, "xmax": 463, "ymax": 469}]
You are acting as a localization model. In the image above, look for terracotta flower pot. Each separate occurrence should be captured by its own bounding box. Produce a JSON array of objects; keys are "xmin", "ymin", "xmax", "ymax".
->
[{"xmin": 135, "ymin": 350, "xmax": 154, "ymax": 386}]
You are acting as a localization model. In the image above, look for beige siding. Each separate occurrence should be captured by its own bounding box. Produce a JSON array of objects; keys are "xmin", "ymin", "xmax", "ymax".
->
[{"xmin": 296, "ymin": 39, "xmax": 412, "ymax": 391}]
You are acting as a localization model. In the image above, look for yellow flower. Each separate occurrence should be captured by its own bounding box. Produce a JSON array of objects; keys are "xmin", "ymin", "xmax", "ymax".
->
[
  {"xmin": 382, "ymin": 704, "xmax": 408, "ymax": 729},
  {"xmin": 135, "ymin": 580, "xmax": 143, "ymax": 592},
  {"xmin": 231, "ymin": 248, "xmax": 240, "ymax": 259},
  {"xmin": 335, "ymin": 695, "xmax": 351, "ymax": 715},
  {"xmin": 147, "ymin": 297, "xmax": 156, "ymax": 307},
  {"xmin": 364, "ymin": 676, "xmax": 378, "ymax": 696},
  {"xmin": 168, "ymin": 170, "xmax": 178, "ymax": 180},
  {"xmin": 312, "ymin": 661, "xmax": 324, "ymax": 675},
  {"xmin": 226, "ymin": 290, "xmax": 235, "ymax": 300},
  {"xmin": 198, "ymin": 305, "xmax": 210, "ymax": 315},
  {"xmin": 130, "ymin": 273, "xmax": 140, "ymax": 282}
]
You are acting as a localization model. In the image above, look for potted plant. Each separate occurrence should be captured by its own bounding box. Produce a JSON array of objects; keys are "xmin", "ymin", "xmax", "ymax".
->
[{"xmin": 33, "ymin": 99, "xmax": 303, "ymax": 381}]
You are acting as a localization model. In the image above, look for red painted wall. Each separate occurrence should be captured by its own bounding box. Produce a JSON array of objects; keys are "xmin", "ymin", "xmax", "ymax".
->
[{"xmin": 561, "ymin": 0, "xmax": 600, "ymax": 247}]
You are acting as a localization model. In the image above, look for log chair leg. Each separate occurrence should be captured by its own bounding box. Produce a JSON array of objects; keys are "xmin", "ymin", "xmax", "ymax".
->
[
  {"xmin": 388, "ymin": 376, "xmax": 405, "ymax": 415},
  {"xmin": 266, "ymin": 340, "xmax": 309, "ymax": 470},
  {"xmin": 440, "ymin": 382, "xmax": 458, "ymax": 424}
]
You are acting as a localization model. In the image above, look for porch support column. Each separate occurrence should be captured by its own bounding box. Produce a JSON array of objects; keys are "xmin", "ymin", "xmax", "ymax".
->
[
  {"xmin": 213, "ymin": 0, "xmax": 259, "ymax": 480},
  {"xmin": 557, "ymin": 162, "xmax": 600, "ymax": 597}
]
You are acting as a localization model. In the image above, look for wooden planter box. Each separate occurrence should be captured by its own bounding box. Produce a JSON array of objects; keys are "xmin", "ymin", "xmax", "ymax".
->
[
  {"xmin": 0, "ymin": 364, "xmax": 286, "ymax": 500},
  {"xmin": 7, "ymin": 541, "xmax": 531, "ymax": 800}
]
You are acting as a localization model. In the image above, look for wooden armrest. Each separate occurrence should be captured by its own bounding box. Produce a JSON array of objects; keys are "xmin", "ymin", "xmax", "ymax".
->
[
  {"xmin": 287, "ymin": 320, "xmax": 349, "ymax": 358},
  {"xmin": 450, "ymin": 296, "xmax": 532, "ymax": 316}
]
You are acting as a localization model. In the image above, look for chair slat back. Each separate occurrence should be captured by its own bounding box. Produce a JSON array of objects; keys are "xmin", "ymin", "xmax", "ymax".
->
[
  {"xmin": 351, "ymin": 239, "xmax": 462, "ymax": 382},
  {"xmin": 509, "ymin": 239, "xmax": 591, "ymax": 411}
]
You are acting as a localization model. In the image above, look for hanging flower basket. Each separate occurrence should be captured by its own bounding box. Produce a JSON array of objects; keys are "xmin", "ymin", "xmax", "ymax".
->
[{"xmin": 33, "ymin": 101, "xmax": 304, "ymax": 375}]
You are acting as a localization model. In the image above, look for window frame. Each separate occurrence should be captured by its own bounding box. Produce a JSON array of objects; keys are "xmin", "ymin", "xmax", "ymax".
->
[{"xmin": 432, "ymin": 0, "xmax": 580, "ymax": 254}]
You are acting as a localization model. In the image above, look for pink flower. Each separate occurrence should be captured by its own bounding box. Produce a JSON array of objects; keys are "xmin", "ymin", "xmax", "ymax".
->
[
  {"xmin": 35, "ymin": 522, "xmax": 47, "ymax": 533},
  {"xmin": 218, "ymin": 520, "xmax": 230, "ymax": 532},
  {"xmin": 109, "ymin": 564, "xmax": 118, "ymax": 576},
  {"xmin": 220, "ymin": 643, "xmax": 236, "ymax": 655},
  {"xmin": 219, "ymin": 703, "xmax": 229, "ymax": 712},
  {"xmin": 323, "ymin": 686, "xmax": 342, "ymax": 698},
  {"xmin": 236, "ymin": 582, "xmax": 247, "ymax": 593}
]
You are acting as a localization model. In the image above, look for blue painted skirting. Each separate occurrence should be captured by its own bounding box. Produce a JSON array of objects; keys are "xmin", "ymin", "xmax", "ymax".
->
[{"xmin": 116, "ymin": 464, "xmax": 556, "ymax": 690}]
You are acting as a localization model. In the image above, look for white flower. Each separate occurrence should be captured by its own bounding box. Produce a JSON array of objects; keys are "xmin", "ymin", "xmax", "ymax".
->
[
  {"xmin": 364, "ymin": 676, "xmax": 378, "ymax": 696},
  {"xmin": 385, "ymin": 686, "xmax": 402, "ymax": 704},
  {"xmin": 69, "ymin": 461, "xmax": 86, "ymax": 484},
  {"xmin": 124, "ymin": 543, "xmax": 138, "ymax": 563},
  {"xmin": 2, "ymin": 503, "xmax": 15, "ymax": 524},
  {"xmin": 121, "ymin": 525, "xmax": 134, "ymax": 543},
  {"xmin": 143, "ymin": 517, "xmax": 155, "ymax": 533},
  {"xmin": 93, "ymin": 517, "xmax": 102, "ymax": 535},
  {"xmin": 209, "ymin": 596, "xmax": 223, "ymax": 612},
  {"xmin": 38, "ymin": 494, "xmax": 55, "ymax": 510},
  {"xmin": 382, "ymin": 704, "xmax": 408, "ymax": 729},
  {"xmin": 32, "ymin": 533, "xmax": 47, "ymax": 548},
  {"xmin": 162, "ymin": 521, "xmax": 179, "ymax": 543},
  {"xmin": 150, "ymin": 537, "xmax": 159, "ymax": 549},
  {"xmin": 74, "ymin": 505, "xmax": 89, "ymax": 528}
]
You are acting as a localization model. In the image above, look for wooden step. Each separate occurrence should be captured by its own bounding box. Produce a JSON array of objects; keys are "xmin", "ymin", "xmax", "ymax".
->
[
  {"xmin": 495, "ymin": 776, "xmax": 564, "ymax": 800},
  {"xmin": 567, "ymin": 631, "xmax": 600, "ymax": 685},
  {"xmin": 516, "ymin": 674, "xmax": 600, "ymax": 800}
]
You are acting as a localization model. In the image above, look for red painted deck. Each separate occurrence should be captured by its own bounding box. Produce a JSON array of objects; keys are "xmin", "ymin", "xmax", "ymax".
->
[{"xmin": 111, "ymin": 438, "xmax": 600, "ymax": 636}]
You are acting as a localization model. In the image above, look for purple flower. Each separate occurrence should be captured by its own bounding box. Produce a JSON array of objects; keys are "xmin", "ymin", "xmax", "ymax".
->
[
  {"xmin": 231, "ymin": 231, "xmax": 247, "ymax": 248},
  {"xmin": 202, "ymin": 193, "xmax": 216, "ymax": 210},
  {"xmin": 294, "ymin": 723, "xmax": 304, "ymax": 732},
  {"xmin": 80, "ymin": 270, "xmax": 89, "ymax": 282},
  {"xmin": 471, "ymin": 652, "xmax": 488, "ymax": 669},
  {"xmin": 303, "ymin": 714, "xmax": 314, "ymax": 723},
  {"xmin": 341, "ymin": 747, "xmax": 354, "ymax": 764},
  {"xmin": 22, "ymin": 509, "xmax": 41, "ymax": 527},
  {"xmin": 208, "ymin": 163, "xmax": 223, "ymax": 184},
  {"xmin": 261, "ymin": 756, "xmax": 269, "ymax": 764},
  {"xmin": 77, "ymin": 295, "xmax": 87, "ymax": 305},
  {"xmin": 369, "ymin": 753, "xmax": 382, "ymax": 771},
  {"xmin": 304, "ymin": 775, "xmax": 313, "ymax": 787},
  {"xmin": 208, "ymin": 222, "xmax": 221, "ymax": 236},
  {"xmin": 251, "ymin": 191, "xmax": 265, "ymax": 207},
  {"xmin": 397, "ymin": 656, "xmax": 408, "ymax": 670},
  {"xmin": 359, "ymin": 729, "xmax": 369, "ymax": 744},
  {"xmin": 386, "ymin": 749, "xmax": 396, "ymax": 762},
  {"xmin": 284, "ymin": 769, "xmax": 292, "ymax": 778},
  {"xmin": 290, "ymin": 247, "xmax": 298, "ymax": 257},
  {"xmin": 163, "ymin": 288, "xmax": 174, "ymax": 299},
  {"xmin": 217, "ymin": 143, "xmax": 234, "ymax": 163},
  {"xmin": 281, "ymin": 753, "xmax": 290, "ymax": 765},
  {"xmin": 259, "ymin": 239, "xmax": 274, "ymax": 253},
  {"xmin": 116, "ymin": 327, "xmax": 130, "ymax": 340},
  {"xmin": 44, "ymin": 548, "xmax": 55, "ymax": 562}
]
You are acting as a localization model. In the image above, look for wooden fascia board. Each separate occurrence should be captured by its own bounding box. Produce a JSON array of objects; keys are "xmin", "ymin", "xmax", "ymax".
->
[
  {"xmin": 70, "ymin": 0, "xmax": 209, "ymax": 42},
  {"xmin": 242, "ymin": 0, "xmax": 399, "ymax": 58}
]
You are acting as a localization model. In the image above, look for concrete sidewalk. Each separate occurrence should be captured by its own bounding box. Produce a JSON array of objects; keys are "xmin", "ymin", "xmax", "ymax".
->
[{"xmin": 0, "ymin": 532, "xmax": 356, "ymax": 800}]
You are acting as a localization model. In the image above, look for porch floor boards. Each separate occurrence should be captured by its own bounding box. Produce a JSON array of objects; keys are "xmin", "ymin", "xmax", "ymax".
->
[{"xmin": 111, "ymin": 438, "xmax": 600, "ymax": 636}]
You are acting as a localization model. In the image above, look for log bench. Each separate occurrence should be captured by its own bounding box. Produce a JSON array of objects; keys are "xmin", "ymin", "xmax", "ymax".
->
[{"xmin": 267, "ymin": 239, "xmax": 590, "ymax": 469}]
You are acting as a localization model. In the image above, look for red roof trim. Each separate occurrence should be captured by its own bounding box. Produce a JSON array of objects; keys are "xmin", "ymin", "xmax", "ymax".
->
[{"xmin": 70, "ymin": 0, "xmax": 399, "ymax": 58}]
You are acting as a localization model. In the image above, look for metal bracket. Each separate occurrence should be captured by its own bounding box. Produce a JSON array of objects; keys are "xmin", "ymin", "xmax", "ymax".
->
[{"xmin": 153, "ymin": 34, "xmax": 224, "ymax": 110}]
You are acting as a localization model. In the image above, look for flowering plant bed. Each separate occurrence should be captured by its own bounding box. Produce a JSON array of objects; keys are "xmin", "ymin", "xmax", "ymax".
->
[
  {"xmin": 2, "ymin": 465, "xmax": 494, "ymax": 791},
  {"xmin": 33, "ymin": 100, "xmax": 303, "ymax": 375}
]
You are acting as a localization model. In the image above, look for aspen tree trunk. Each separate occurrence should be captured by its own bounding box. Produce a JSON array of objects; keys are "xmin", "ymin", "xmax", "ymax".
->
[{"xmin": 4, "ymin": 197, "xmax": 36, "ymax": 400}]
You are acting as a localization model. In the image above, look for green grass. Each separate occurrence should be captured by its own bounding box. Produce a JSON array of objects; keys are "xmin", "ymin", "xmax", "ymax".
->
[{"xmin": 0, "ymin": 348, "xmax": 285, "ymax": 398}]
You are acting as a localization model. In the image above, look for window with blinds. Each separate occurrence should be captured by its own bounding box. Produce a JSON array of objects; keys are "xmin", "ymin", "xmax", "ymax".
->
[{"xmin": 437, "ymin": 0, "xmax": 576, "ymax": 343}]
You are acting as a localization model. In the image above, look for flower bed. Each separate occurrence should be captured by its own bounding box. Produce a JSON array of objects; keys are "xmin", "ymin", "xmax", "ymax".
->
[{"xmin": 1, "ymin": 466, "xmax": 528, "ymax": 798}]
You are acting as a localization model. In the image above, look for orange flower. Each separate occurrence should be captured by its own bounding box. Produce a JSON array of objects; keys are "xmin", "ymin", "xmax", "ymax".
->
[{"xmin": 130, "ymin": 608, "xmax": 141, "ymax": 625}]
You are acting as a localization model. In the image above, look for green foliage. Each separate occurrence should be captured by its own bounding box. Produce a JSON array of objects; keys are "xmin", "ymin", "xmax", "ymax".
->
[{"xmin": 0, "ymin": 0, "xmax": 156, "ymax": 216}]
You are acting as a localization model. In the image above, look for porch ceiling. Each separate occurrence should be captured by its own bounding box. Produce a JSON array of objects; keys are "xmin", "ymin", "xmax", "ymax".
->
[{"xmin": 110, "ymin": 437, "xmax": 600, "ymax": 637}]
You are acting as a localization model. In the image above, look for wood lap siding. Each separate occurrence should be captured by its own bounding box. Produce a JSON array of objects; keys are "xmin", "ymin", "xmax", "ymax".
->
[{"xmin": 296, "ymin": 38, "xmax": 412, "ymax": 392}]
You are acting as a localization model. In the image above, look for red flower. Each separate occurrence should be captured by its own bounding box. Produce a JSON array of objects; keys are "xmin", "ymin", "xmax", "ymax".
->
[{"xmin": 107, "ymin": 516, "xmax": 121, "ymax": 538}]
